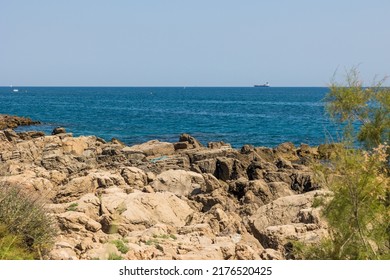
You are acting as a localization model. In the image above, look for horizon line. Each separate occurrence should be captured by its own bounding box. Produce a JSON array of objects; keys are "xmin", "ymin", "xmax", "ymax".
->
[{"xmin": 1, "ymin": 85, "xmax": 329, "ymax": 88}]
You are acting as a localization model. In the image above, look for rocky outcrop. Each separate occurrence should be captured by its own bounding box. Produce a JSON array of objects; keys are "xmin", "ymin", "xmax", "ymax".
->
[
  {"xmin": 0, "ymin": 114, "xmax": 40, "ymax": 130},
  {"xmin": 0, "ymin": 127, "xmax": 330, "ymax": 260}
]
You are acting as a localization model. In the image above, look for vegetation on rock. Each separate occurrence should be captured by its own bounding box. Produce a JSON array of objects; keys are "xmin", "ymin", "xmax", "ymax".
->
[{"xmin": 0, "ymin": 187, "xmax": 57, "ymax": 259}]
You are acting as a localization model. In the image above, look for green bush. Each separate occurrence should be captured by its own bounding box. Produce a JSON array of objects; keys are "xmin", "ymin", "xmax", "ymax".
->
[
  {"xmin": 294, "ymin": 133, "xmax": 389, "ymax": 260},
  {"xmin": 0, "ymin": 224, "xmax": 35, "ymax": 260},
  {"xmin": 111, "ymin": 239, "xmax": 129, "ymax": 254},
  {"xmin": 325, "ymin": 66, "xmax": 390, "ymax": 149},
  {"xmin": 0, "ymin": 186, "xmax": 57, "ymax": 259},
  {"xmin": 294, "ymin": 68, "xmax": 390, "ymax": 259}
]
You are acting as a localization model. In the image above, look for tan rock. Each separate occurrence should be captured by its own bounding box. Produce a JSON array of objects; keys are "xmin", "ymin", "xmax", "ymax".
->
[
  {"xmin": 151, "ymin": 169, "xmax": 205, "ymax": 196},
  {"xmin": 100, "ymin": 191, "xmax": 193, "ymax": 232},
  {"xmin": 122, "ymin": 140, "xmax": 175, "ymax": 156},
  {"xmin": 57, "ymin": 211, "xmax": 102, "ymax": 233},
  {"xmin": 121, "ymin": 167, "xmax": 148, "ymax": 189}
]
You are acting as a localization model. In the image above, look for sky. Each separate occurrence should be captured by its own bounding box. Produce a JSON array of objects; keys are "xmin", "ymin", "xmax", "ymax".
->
[{"xmin": 1, "ymin": 0, "xmax": 390, "ymax": 86}]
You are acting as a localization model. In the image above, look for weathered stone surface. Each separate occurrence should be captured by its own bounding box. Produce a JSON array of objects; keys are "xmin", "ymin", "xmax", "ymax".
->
[
  {"xmin": 151, "ymin": 169, "xmax": 205, "ymax": 196},
  {"xmin": 100, "ymin": 191, "xmax": 194, "ymax": 231},
  {"xmin": 0, "ymin": 122, "xmax": 332, "ymax": 260},
  {"xmin": 57, "ymin": 211, "xmax": 102, "ymax": 233},
  {"xmin": 249, "ymin": 191, "xmax": 330, "ymax": 253},
  {"xmin": 179, "ymin": 133, "xmax": 204, "ymax": 148},
  {"xmin": 122, "ymin": 140, "xmax": 175, "ymax": 156},
  {"xmin": 0, "ymin": 114, "xmax": 40, "ymax": 130},
  {"xmin": 121, "ymin": 167, "xmax": 148, "ymax": 189}
]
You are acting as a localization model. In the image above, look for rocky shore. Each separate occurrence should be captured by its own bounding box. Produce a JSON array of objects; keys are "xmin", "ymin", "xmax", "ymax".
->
[
  {"xmin": 0, "ymin": 114, "xmax": 40, "ymax": 130},
  {"xmin": 0, "ymin": 117, "xmax": 332, "ymax": 260}
]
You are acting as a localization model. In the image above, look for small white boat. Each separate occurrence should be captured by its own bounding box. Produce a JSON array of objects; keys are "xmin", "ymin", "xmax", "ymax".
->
[{"xmin": 12, "ymin": 89, "xmax": 19, "ymax": 92}]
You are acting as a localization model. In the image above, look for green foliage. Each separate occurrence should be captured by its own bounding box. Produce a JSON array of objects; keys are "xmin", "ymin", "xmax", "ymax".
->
[
  {"xmin": 0, "ymin": 224, "xmax": 35, "ymax": 260},
  {"xmin": 108, "ymin": 253, "xmax": 123, "ymax": 260},
  {"xmin": 111, "ymin": 239, "xmax": 129, "ymax": 254},
  {"xmin": 324, "ymin": 66, "xmax": 390, "ymax": 149},
  {"xmin": 0, "ymin": 187, "xmax": 57, "ymax": 258},
  {"xmin": 296, "ymin": 146, "xmax": 390, "ymax": 259},
  {"xmin": 66, "ymin": 203, "xmax": 78, "ymax": 212}
]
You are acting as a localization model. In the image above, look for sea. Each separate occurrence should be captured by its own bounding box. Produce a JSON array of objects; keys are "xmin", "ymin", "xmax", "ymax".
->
[{"xmin": 0, "ymin": 87, "xmax": 340, "ymax": 148}]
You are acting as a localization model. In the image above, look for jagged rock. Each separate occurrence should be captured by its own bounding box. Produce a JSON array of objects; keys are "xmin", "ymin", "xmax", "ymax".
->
[
  {"xmin": 17, "ymin": 131, "xmax": 45, "ymax": 140},
  {"xmin": 52, "ymin": 127, "xmax": 66, "ymax": 135},
  {"xmin": 55, "ymin": 175, "xmax": 97, "ymax": 203},
  {"xmin": 249, "ymin": 191, "xmax": 330, "ymax": 253},
  {"xmin": 0, "ymin": 122, "xmax": 332, "ymax": 260},
  {"xmin": 260, "ymin": 248, "xmax": 283, "ymax": 260},
  {"xmin": 297, "ymin": 143, "xmax": 318, "ymax": 159},
  {"xmin": 179, "ymin": 133, "xmax": 203, "ymax": 148},
  {"xmin": 202, "ymin": 173, "xmax": 223, "ymax": 192},
  {"xmin": 208, "ymin": 141, "xmax": 231, "ymax": 150},
  {"xmin": 0, "ymin": 114, "xmax": 40, "ymax": 130},
  {"xmin": 121, "ymin": 167, "xmax": 148, "ymax": 189},
  {"xmin": 274, "ymin": 142, "xmax": 299, "ymax": 161},
  {"xmin": 215, "ymin": 157, "xmax": 247, "ymax": 181},
  {"xmin": 57, "ymin": 211, "xmax": 102, "ymax": 233},
  {"xmin": 3, "ymin": 129, "xmax": 19, "ymax": 142},
  {"xmin": 193, "ymin": 158, "xmax": 217, "ymax": 174},
  {"xmin": 174, "ymin": 141, "xmax": 190, "ymax": 150},
  {"xmin": 275, "ymin": 157, "xmax": 294, "ymax": 169}
]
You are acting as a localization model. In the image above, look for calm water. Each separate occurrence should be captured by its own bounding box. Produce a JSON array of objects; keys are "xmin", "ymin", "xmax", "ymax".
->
[{"xmin": 0, "ymin": 87, "xmax": 339, "ymax": 148}]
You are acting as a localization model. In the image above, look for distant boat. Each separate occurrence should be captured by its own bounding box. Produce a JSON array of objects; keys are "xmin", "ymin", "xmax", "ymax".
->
[
  {"xmin": 10, "ymin": 85, "xmax": 19, "ymax": 92},
  {"xmin": 254, "ymin": 82, "xmax": 270, "ymax": 87}
]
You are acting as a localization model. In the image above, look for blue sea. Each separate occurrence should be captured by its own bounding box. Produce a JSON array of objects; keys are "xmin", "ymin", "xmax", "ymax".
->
[{"xmin": 0, "ymin": 87, "xmax": 339, "ymax": 148}]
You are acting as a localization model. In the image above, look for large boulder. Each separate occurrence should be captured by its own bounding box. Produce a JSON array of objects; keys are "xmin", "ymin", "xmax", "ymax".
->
[
  {"xmin": 100, "ymin": 191, "xmax": 194, "ymax": 232},
  {"xmin": 121, "ymin": 167, "xmax": 148, "ymax": 189},
  {"xmin": 151, "ymin": 169, "xmax": 205, "ymax": 196},
  {"xmin": 122, "ymin": 140, "xmax": 175, "ymax": 157},
  {"xmin": 249, "ymin": 190, "xmax": 330, "ymax": 252}
]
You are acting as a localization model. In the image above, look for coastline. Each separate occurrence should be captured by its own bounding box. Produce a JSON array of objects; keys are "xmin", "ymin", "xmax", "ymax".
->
[
  {"xmin": 0, "ymin": 114, "xmax": 40, "ymax": 130},
  {"xmin": 0, "ymin": 116, "xmax": 331, "ymax": 260}
]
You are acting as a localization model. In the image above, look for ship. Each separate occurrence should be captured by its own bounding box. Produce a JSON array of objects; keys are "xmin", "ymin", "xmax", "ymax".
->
[{"xmin": 254, "ymin": 82, "xmax": 270, "ymax": 87}]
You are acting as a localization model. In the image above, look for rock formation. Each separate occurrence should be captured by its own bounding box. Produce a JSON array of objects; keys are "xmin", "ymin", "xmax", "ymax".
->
[{"xmin": 0, "ymin": 124, "xmax": 331, "ymax": 260}]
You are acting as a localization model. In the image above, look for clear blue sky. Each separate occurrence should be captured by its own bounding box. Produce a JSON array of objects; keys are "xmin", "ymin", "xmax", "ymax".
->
[{"xmin": 1, "ymin": 0, "xmax": 389, "ymax": 86}]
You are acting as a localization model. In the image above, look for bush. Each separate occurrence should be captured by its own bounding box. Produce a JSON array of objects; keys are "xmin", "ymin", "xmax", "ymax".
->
[
  {"xmin": 294, "ymin": 132, "xmax": 390, "ymax": 260},
  {"xmin": 294, "ymin": 68, "xmax": 390, "ymax": 259},
  {"xmin": 111, "ymin": 239, "xmax": 129, "ymax": 254},
  {"xmin": 0, "ymin": 186, "xmax": 57, "ymax": 259},
  {"xmin": 325, "ymin": 66, "xmax": 390, "ymax": 149},
  {"xmin": 0, "ymin": 224, "xmax": 35, "ymax": 260}
]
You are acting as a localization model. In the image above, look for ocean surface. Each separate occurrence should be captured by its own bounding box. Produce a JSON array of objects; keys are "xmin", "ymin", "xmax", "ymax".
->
[{"xmin": 0, "ymin": 87, "xmax": 339, "ymax": 148}]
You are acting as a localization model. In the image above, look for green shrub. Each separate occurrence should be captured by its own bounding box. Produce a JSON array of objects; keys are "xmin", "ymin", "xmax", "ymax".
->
[
  {"xmin": 111, "ymin": 239, "xmax": 129, "ymax": 254},
  {"xmin": 108, "ymin": 253, "xmax": 123, "ymax": 260},
  {"xmin": 295, "ymin": 144, "xmax": 389, "ymax": 259},
  {"xmin": 293, "ymin": 68, "xmax": 390, "ymax": 260},
  {"xmin": 0, "ymin": 224, "xmax": 35, "ymax": 260},
  {"xmin": 66, "ymin": 203, "xmax": 78, "ymax": 212},
  {"xmin": 325, "ymin": 66, "xmax": 390, "ymax": 149},
  {"xmin": 0, "ymin": 186, "xmax": 57, "ymax": 258}
]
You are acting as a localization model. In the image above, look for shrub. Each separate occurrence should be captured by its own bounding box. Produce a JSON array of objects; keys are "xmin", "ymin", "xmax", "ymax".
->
[
  {"xmin": 325, "ymin": 66, "xmax": 390, "ymax": 149},
  {"xmin": 293, "ymin": 68, "xmax": 390, "ymax": 260},
  {"xmin": 0, "ymin": 186, "xmax": 57, "ymax": 258},
  {"xmin": 111, "ymin": 239, "xmax": 129, "ymax": 254},
  {"xmin": 0, "ymin": 224, "xmax": 34, "ymax": 260},
  {"xmin": 294, "ymin": 139, "xmax": 389, "ymax": 259}
]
